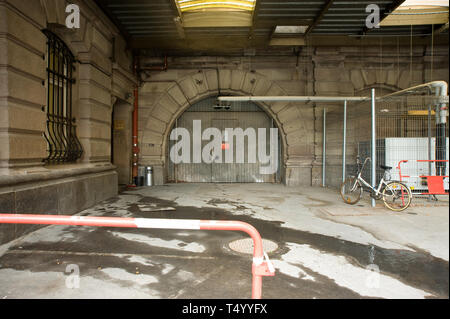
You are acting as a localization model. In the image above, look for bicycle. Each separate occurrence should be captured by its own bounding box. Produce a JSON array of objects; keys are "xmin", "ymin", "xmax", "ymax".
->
[{"xmin": 340, "ymin": 157, "xmax": 412, "ymax": 212}]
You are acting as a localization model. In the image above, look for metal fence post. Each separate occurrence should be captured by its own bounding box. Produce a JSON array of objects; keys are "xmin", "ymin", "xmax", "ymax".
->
[
  {"xmin": 323, "ymin": 108, "xmax": 327, "ymax": 187},
  {"xmin": 342, "ymin": 100, "xmax": 347, "ymax": 183},
  {"xmin": 428, "ymin": 102, "xmax": 433, "ymax": 201},
  {"xmin": 371, "ymin": 89, "xmax": 376, "ymax": 208}
]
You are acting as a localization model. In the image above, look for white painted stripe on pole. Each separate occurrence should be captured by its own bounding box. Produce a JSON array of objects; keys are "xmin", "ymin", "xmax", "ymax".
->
[
  {"xmin": 135, "ymin": 218, "xmax": 201, "ymax": 230},
  {"xmin": 264, "ymin": 252, "xmax": 275, "ymax": 273},
  {"xmin": 253, "ymin": 257, "xmax": 263, "ymax": 265}
]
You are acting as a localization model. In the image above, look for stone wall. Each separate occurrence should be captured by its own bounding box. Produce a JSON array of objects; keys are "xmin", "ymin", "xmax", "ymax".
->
[
  {"xmin": 0, "ymin": 165, "xmax": 118, "ymax": 244},
  {"xmin": 0, "ymin": 0, "xmax": 136, "ymax": 244},
  {"xmin": 0, "ymin": 0, "xmax": 136, "ymax": 168},
  {"xmin": 138, "ymin": 45, "xmax": 449, "ymax": 186}
]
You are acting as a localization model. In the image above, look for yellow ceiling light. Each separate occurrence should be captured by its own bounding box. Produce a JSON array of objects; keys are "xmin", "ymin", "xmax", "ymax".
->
[{"xmin": 176, "ymin": 0, "xmax": 257, "ymax": 12}]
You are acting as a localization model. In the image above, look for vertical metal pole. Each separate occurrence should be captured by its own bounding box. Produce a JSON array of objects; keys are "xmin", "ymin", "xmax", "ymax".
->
[
  {"xmin": 323, "ymin": 108, "xmax": 327, "ymax": 187},
  {"xmin": 428, "ymin": 103, "xmax": 432, "ymax": 168},
  {"xmin": 428, "ymin": 102, "xmax": 432, "ymax": 201},
  {"xmin": 371, "ymin": 89, "xmax": 376, "ymax": 208},
  {"xmin": 175, "ymin": 118, "xmax": 178, "ymax": 184},
  {"xmin": 132, "ymin": 86, "xmax": 139, "ymax": 186},
  {"xmin": 435, "ymin": 88, "xmax": 447, "ymax": 177},
  {"xmin": 342, "ymin": 100, "xmax": 347, "ymax": 183}
]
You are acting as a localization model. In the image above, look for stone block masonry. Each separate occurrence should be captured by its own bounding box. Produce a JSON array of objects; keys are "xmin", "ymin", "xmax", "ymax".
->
[{"xmin": 0, "ymin": 0, "xmax": 136, "ymax": 244}]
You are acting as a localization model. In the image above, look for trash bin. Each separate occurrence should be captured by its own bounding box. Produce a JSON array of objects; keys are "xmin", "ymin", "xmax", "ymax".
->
[{"xmin": 145, "ymin": 166, "xmax": 153, "ymax": 187}]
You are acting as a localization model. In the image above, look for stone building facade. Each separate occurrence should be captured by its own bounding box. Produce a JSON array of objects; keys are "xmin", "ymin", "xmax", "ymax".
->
[{"xmin": 0, "ymin": 0, "xmax": 136, "ymax": 244}]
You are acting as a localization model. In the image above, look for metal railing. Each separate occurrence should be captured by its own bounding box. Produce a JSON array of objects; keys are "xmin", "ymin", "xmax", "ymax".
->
[{"xmin": 0, "ymin": 214, "xmax": 275, "ymax": 299}]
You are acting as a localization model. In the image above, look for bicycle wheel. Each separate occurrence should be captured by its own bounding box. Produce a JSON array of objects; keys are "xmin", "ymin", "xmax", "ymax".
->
[
  {"xmin": 340, "ymin": 177, "xmax": 363, "ymax": 205},
  {"xmin": 382, "ymin": 182, "xmax": 412, "ymax": 212}
]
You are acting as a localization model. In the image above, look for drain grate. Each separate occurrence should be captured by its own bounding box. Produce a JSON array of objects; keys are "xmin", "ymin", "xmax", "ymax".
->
[{"xmin": 228, "ymin": 238, "xmax": 278, "ymax": 255}]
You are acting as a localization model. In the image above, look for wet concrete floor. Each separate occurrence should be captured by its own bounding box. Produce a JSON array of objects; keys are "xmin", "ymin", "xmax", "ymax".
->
[{"xmin": 0, "ymin": 184, "xmax": 448, "ymax": 299}]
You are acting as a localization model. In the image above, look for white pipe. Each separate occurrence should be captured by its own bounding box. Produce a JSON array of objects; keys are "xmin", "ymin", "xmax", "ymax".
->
[
  {"xmin": 218, "ymin": 96, "xmax": 369, "ymax": 102},
  {"xmin": 380, "ymin": 81, "xmax": 447, "ymax": 99},
  {"xmin": 437, "ymin": 82, "xmax": 448, "ymax": 125},
  {"xmin": 380, "ymin": 81, "xmax": 448, "ymax": 124}
]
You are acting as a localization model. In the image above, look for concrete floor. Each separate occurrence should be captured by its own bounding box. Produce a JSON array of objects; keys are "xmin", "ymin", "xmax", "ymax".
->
[{"xmin": 0, "ymin": 184, "xmax": 448, "ymax": 299}]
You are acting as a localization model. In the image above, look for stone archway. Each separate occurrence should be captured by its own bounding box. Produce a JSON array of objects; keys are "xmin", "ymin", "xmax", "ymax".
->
[
  {"xmin": 350, "ymin": 69, "xmax": 412, "ymax": 94},
  {"xmin": 138, "ymin": 69, "xmax": 314, "ymax": 186}
]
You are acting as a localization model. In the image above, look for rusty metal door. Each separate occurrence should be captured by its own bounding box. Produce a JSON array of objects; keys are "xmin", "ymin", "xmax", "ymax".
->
[{"xmin": 168, "ymin": 97, "xmax": 279, "ymax": 183}]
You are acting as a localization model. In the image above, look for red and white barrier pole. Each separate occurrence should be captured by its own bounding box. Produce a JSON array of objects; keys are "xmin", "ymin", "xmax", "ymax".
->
[
  {"xmin": 397, "ymin": 160, "xmax": 449, "ymax": 195},
  {"xmin": 0, "ymin": 214, "xmax": 275, "ymax": 299},
  {"xmin": 199, "ymin": 220, "xmax": 275, "ymax": 299}
]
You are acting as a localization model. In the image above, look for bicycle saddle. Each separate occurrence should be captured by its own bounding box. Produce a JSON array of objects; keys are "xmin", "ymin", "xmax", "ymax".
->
[{"xmin": 380, "ymin": 165, "xmax": 392, "ymax": 170}]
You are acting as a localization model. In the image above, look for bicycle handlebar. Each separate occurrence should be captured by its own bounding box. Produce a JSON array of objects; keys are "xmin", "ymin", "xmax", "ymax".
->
[
  {"xmin": 357, "ymin": 157, "xmax": 371, "ymax": 165},
  {"xmin": 356, "ymin": 157, "xmax": 371, "ymax": 174}
]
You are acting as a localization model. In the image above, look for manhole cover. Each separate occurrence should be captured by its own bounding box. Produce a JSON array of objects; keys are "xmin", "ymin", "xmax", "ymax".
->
[{"xmin": 228, "ymin": 238, "xmax": 278, "ymax": 255}]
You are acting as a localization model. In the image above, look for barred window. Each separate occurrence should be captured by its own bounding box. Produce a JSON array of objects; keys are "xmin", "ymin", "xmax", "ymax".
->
[{"xmin": 43, "ymin": 30, "xmax": 83, "ymax": 163}]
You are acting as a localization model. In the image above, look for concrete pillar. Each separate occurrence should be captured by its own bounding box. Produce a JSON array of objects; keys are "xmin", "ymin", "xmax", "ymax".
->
[{"xmin": 113, "ymin": 101, "xmax": 133, "ymax": 185}]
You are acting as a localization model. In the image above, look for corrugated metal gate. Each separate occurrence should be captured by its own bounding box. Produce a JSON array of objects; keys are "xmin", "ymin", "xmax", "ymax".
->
[{"xmin": 168, "ymin": 97, "xmax": 280, "ymax": 183}]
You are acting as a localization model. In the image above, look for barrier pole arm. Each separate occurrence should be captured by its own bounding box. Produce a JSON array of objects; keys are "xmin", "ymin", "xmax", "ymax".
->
[
  {"xmin": 0, "ymin": 215, "xmax": 275, "ymax": 299},
  {"xmin": 199, "ymin": 220, "xmax": 275, "ymax": 299}
]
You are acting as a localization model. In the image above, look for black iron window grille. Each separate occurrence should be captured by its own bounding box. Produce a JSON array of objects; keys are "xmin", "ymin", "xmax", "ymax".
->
[{"xmin": 43, "ymin": 30, "xmax": 83, "ymax": 163}]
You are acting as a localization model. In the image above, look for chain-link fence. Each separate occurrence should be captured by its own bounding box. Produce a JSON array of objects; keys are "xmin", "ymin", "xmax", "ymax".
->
[
  {"xmin": 324, "ymin": 92, "xmax": 449, "ymax": 195},
  {"xmin": 375, "ymin": 95, "xmax": 449, "ymax": 193}
]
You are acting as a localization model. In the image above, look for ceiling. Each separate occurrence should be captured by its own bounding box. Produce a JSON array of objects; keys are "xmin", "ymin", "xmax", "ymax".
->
[{"xmin": 95, "ymin": 0, "xmax": 449, "ymax": 54}]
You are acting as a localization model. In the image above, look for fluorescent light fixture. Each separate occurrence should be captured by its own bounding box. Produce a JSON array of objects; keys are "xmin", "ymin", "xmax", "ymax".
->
[{"xmin": 274, "ymin": 26, "xmax": 309, "ymax": 34}]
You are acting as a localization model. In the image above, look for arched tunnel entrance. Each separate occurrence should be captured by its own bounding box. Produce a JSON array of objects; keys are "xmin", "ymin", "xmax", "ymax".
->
[{"xmin": 167, "ymin": 97, "xmax": 282, "ymax": 183}]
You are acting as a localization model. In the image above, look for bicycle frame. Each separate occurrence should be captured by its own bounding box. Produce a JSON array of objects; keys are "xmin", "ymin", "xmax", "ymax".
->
[
  {"xmin": 351, "ymin": 157, "xmax": 388, "ymax": 196},
  {"xmin": 357, "ymin": 175, "xmax": 388, "ymax": 197}
]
